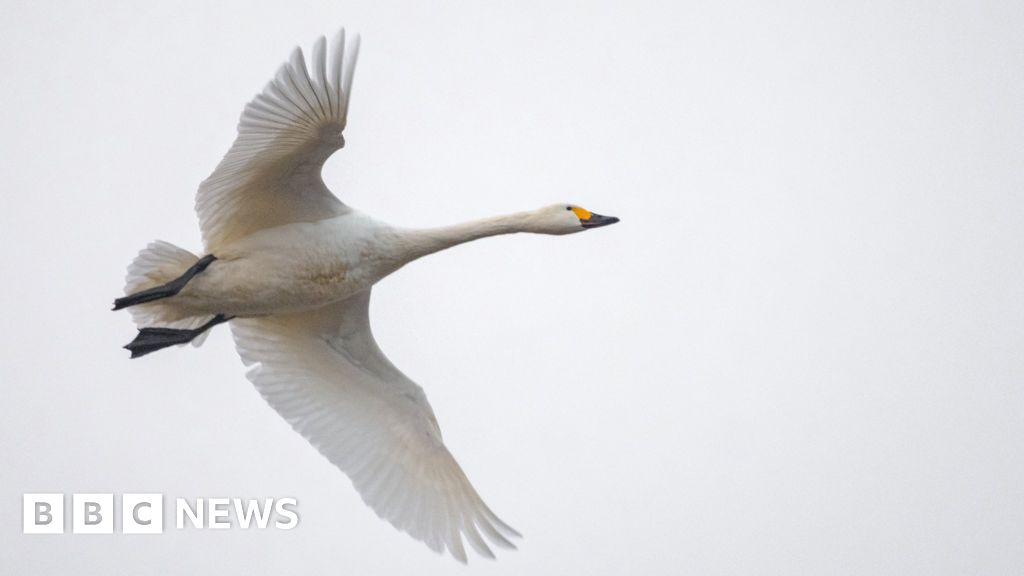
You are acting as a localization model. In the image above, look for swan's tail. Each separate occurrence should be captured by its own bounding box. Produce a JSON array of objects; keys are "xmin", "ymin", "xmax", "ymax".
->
[{"xmin": 118, "ymin": 240, "xmax": 216, "ymax": 349}]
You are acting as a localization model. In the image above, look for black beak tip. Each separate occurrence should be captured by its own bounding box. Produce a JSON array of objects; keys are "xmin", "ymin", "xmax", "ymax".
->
[{"xmin": 581, "ymin": 213, "xmax": 620, "ymax": 229}]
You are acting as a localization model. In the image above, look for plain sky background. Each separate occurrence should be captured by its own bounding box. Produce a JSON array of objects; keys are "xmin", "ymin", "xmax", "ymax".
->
[{"xmin": 2, "ymin": 0, "xmax": 1022, "ymax": 573}]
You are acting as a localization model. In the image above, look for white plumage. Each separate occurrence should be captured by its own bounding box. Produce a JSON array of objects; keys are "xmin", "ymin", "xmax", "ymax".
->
[
  {"xmin": 197, "ymin": 31, "xmax": 357, "ymax": 251},
  {"xmin": 117, "ymin": 28, "xmax": 618, "ymax": 562}
]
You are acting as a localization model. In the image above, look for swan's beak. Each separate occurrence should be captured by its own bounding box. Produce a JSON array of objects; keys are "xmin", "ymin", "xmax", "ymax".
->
[{"xmin": 581, "ymin": 212, "xmax": 620, "ymax": 229}]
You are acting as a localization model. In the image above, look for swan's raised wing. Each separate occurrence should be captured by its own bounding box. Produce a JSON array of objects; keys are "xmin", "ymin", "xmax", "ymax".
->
[
  {"xmin": 196, "ymin": 31, "xmax": 360, "ymax": 252},
  {"xmin": 230, "ymin": 290, "xmax": 520, "ymax": 562}
]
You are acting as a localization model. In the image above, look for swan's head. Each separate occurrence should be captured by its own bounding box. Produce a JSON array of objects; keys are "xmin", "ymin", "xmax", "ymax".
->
[{"xmin": 530, "ymin": 203, "xmax": 620, "ymax": 235}]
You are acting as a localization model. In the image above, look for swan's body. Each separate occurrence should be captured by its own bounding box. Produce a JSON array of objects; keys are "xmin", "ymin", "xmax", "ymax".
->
[
  {"xmin": 115, "ymin": 29, "xmax": 618, "ymax": 562},
  {"xmin": 176, "ymin": 213, "xmax": 401, "ymax": 317}
]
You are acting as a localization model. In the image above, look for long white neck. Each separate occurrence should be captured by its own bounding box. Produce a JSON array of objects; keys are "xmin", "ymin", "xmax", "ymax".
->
[{"xmin": 398, "ymin": 211, "xmax": 540, "ymax": 263}]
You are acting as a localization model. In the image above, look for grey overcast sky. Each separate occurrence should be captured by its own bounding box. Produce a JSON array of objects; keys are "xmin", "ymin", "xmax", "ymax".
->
[{"xmin": 2, "ymin": 0, "xmax": 1023, "ymax": 574}]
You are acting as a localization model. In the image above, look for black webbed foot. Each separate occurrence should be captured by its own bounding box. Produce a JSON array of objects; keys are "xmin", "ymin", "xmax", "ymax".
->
[
  {"xmin": 113, "ymin": 254, "xmax": 216, "ymax": 311},
  {"xmin": 124, "ymin": 314, "xmax": 232, "ymax": 358}
]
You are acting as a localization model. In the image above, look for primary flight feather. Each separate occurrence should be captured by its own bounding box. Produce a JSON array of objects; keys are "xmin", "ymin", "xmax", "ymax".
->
[{"xmin": 114, "ymin": 29, "xmax": 618, "ymax": 562}]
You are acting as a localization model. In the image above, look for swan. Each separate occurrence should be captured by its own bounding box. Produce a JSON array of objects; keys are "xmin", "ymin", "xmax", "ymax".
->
[{"xmin": 113, "ymin": 29, "xmax": 618, "ymax": 561}]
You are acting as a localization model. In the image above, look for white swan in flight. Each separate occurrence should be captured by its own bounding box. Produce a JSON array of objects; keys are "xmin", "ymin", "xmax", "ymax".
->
[{"xmin": 113, "ymin": 29, "xmax": 618, "ymax": 562}]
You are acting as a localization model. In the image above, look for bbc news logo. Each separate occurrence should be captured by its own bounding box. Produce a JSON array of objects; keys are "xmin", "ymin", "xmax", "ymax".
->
[{"xmin": 23, "ymin": 494, "xmax": 299, "ymax": 534}]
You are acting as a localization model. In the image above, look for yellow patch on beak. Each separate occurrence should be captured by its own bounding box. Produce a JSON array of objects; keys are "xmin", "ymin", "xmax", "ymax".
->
[{"xmin": 571, "ymin": 206, "xmax": 593, "ymax": 221}]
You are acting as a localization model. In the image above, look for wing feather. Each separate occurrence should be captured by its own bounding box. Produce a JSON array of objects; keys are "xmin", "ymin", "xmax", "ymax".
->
[
  {"xmin": 230, "ymin": 290, "xmax": 519, "ymax": 561},
  {"xmin": 311, "ymin": 37, "xmax": 331, "ymax": 114},
  {"xmin": 329, "ymin": 29, "xmax": 345, "ymax": 118}
]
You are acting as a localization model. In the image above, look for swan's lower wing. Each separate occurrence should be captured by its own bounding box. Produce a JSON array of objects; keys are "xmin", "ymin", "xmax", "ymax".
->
[{"xmin": 229, "ymin": 290, "xmax": 519, "ymax": 561}]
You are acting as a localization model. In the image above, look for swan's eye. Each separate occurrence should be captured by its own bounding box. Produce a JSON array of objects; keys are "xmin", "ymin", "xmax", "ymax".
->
[{"xmin": 565, "ymin": 206, "xmax": 572, "ymax": 211}]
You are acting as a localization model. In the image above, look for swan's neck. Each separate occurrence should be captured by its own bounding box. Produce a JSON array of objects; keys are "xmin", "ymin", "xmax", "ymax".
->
[{"xmin": 399, "ymin": 211, "xmax": 538, "ymax": 262}]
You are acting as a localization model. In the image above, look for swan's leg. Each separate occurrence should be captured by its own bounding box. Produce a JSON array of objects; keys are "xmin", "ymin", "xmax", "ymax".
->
[
  {"xmin": 123, "ymin": 314, "xmax": 233, "ymax": 359},
  {"xmin": 112, "ymin": 254, "xmax": 217, "ymax": 311}
]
